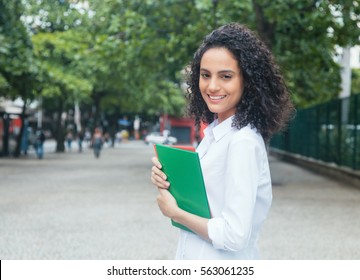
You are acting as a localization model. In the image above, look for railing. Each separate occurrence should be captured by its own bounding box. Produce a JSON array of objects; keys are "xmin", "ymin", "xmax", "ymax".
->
[{"xmin": 270, "ymin": 94, "xmax": 360, "ymax": 171}]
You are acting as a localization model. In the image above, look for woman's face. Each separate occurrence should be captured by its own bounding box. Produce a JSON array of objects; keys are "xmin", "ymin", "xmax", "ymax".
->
[{"xmin": 199, "ymin": 47, "xmax": 244, "ymax": 123}]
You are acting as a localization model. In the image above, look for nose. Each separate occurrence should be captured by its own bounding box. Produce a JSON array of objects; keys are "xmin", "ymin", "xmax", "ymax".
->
[{"xmin": 208, "ymin": 77, "xmax": 220, "ymax": 92}]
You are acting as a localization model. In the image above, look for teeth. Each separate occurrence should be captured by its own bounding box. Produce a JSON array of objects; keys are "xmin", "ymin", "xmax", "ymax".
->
[{"xmin": 209, "ymin": 95, "xmax": 225, "ymax": 100}]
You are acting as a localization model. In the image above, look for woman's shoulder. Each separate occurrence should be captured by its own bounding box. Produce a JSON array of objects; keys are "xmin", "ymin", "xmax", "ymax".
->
[{"xmin": 231, "ymin": 124, "xmax": 265, "ymax": 147}]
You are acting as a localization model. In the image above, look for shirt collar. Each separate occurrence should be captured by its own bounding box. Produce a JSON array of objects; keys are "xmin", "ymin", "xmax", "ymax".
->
[{"xmin": 204, "ymin": 116, "xmax": 235, "ymax": 143}]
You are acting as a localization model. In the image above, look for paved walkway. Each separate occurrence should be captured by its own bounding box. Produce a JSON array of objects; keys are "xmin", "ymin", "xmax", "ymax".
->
[{"xmin": 0, "ymin": 141, "xmax": 359, "ymax": 259}]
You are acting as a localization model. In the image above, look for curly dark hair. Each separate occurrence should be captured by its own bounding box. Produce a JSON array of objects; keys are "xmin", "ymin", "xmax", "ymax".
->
[{"xmin": 186, "ymin": 23, "xmax": 294, "ymax": 141}]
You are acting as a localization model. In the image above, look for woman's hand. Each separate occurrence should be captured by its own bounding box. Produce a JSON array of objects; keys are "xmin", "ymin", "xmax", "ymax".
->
[
  {"xmin": 151, "ymin": 157, "xmax": 179, "ymax": 219},
  {"xmin": 151, "ymin": 157, "xmax": 209, "ymax": 240},
  {"xmin": 157, "ymin": 188, "xmax": 179, "ymax": 219},
  {"xmin": 157, "ymin": 188, "xmax": 210, "ymax": 241},
  {"xmin": 150, "ymin": 156, "xmax": 170, "ymax": 189}
]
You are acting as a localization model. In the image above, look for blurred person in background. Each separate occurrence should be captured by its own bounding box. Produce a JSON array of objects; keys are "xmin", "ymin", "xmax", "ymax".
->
[
  {"xmin": 92, "ymin": 127, "xmax": 103, "ymax": 158},
  {"xmin": 66, "ymin": 130, "xmax": 73, "ymax": 151},
  {"xmin": 77, "ymin": 129, "xmax": 84, "ymax": 152},
  {"xmin": 35, "ymin": 129, "xmax": 46, "ymax": 159}
]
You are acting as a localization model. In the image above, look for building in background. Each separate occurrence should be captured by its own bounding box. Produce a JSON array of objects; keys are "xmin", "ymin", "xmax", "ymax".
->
[
  {"xmin": 159, "ymin": 114, "xmax": 206, "ymax": 146},
  {"xmin": 0, "ymin": 99, "xmax": 24, "ymax": 155}
]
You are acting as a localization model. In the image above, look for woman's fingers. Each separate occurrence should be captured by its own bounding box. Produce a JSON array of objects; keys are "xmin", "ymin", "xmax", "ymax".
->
[
  {"xmin": 151, "ymin": 170, "xmax": 170, "ymax": 189},
  {"xmin": 151, "ymin": 165, "xmax": 166, "ymax": 180},
  {"xmin": 150, "ymin": 157, "xmax": 170, "ymax": 189},
  {"xmin": 151, "ymin": 156, "xmax": 162, "ymax": 169}
]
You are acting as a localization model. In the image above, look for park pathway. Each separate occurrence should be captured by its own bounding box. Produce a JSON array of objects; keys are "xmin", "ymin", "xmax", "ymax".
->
[{"xmin": 0, "ymin": 141, "xmax": 359, "ymax": 259}]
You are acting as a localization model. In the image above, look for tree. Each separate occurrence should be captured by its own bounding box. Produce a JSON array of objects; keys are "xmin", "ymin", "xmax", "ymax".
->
[
  {"xmin": 74, "ymin": 0, "xmax": 195, "ymax": 134},
  {"xmin": 32, "ymin": 30, "xmax": 92, "ymax": 151},
  {"xmin": 251, "ymin": 0, "xmax": 360, "ymax": 107},
  {"xmin": 3, "ymin": 0, "xmax": 359, "ymax": 157},
  {"xmin": 0, "ymin": 0, "xmax": 37, "ymax": 156},
  {"xmin": 23, "ymin": 0, "xmax": 93, "ymax": 152}
]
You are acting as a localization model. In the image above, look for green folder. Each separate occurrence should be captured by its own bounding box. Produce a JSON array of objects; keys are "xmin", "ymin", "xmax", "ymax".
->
[{"xmin": 154, "ymin": 144, "xmax": 211, "ymax": 232}]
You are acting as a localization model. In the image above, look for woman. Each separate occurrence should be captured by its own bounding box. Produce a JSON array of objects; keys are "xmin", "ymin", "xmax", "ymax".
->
[{"xmin": 151, "ymin": 23, "xmax": 294, "ymax": 259}]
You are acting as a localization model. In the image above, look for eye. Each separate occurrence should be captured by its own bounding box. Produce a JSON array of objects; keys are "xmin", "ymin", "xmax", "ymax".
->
[
  {"xmin": 221, "ymin": 74, "xmax": 232, "ymax": 80},
  {"xmin": 200, "ymin": 73, "xmax": 210, "ymax": 79}
]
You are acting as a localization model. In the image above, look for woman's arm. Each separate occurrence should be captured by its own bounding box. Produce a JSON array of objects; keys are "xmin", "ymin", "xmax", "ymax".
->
[
  {"xmin": 157, "ymin": 188, "xmax": 210, "ymax": 242},
  {"xmin": 207, "ymin": 136, "xmax": 264, "ymax": 251},
  {"xmin": 151, "ymin": 134, "xmax": 267, "ymax": 251},
  {"xmin": 151, "ymin": 156, "xmax": 210, "ymax": 241}
]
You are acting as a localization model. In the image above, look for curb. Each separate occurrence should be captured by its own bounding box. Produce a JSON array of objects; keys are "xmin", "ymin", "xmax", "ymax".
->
[{"xmin": 269, "ymin": 148, "xmax": 360, "ymax": 189}]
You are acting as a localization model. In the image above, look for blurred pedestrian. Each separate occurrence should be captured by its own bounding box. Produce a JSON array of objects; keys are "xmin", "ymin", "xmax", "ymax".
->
[
  {"xmin": 35, "ymin": 129, "xmax": 46, "ymax": 159},
  {"xmin": 84, "ymin": 129, "xmax": 92, "ymax": 145},
  {"xmin": 77, "ymin": 130, "xmax": 84, "ymax": 152},
  {"xmin": 151, "ymin": 23, "xmax": 294, "ymax": 259},
  {"xmin": 92, "ymin": 128, "xmax": 103, "ymax": 158},
  {"xmin": 66, "ymin": 130, "xmax": 73, "ymax": 151}
]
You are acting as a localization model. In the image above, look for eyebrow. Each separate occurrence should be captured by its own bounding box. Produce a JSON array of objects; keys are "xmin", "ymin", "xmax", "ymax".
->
[{"xmin": 200, "ymin": 68, "xmax": 236, "ymax": 73}]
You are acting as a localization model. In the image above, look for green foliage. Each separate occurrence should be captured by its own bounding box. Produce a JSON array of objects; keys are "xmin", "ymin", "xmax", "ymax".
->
[
  {"xmin": 32, "ymin": 30, "xmax": 92, "ymax": 103},
  {"xmin": 0, "ymin": 0, "xmax": 36, "ymax": 99},
  {"xmin": 80, "ymin": 0, "xmax": 205, "ymax": 116},
  {"xmin": 1, "ymin": 0, "xmax": 360, "ymax": 124},
  {"xmin": 22, "ymin": 0, "xmax": 86, "ymax": 33},
  {"xmin": 251, "ymin": 0, "xmax": 359, "ymax": 107},
  {"xmin": 330, "ymin": 0, "xmax": 360, "ymax": 47},
  {"xmin": 352, "ymin": 68, "xmax": 360, "ymax": 95}
]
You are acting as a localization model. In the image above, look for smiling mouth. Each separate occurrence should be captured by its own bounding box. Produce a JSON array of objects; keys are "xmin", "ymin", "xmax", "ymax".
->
[{"xmin": 208, "ymin": 95, "xmax": 226, "ymax": 100}]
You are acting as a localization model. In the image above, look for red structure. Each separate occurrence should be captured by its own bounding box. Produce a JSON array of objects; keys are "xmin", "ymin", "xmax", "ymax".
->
[
  {"xmin": 0, "ymin": 113, "xmax": 22, "ymax": 155},
  {"xmin": 159, "ymin": 114, "xmax": 206, "ymax": 145}
]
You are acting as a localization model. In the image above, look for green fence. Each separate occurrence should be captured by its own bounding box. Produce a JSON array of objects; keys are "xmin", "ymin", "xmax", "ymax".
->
[{"xmin": 270, "ymin": 94, "xmax": 360, "ymax": 170}]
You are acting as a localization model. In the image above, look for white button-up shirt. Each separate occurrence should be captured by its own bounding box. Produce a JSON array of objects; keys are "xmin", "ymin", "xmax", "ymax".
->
[{"xmin": 175, "ymin": 116, "xmax": 272, "ymax": 259}]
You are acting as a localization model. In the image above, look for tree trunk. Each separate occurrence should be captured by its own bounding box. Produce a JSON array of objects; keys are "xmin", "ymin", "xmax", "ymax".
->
[
  {"xmin": 109, "ymin": 115, "xmax": 117, "ymax": 147},
  {"xmin": 1, "ymin": 113, "xmax": 10, "ymax": 156},
  {"xmin": 55, "ymin": 97, "xmax": 65, "ymax": 152},
  {"xmin": 92, "ymin": 91, "xmax": 102, "ymax": 132},
  {"xmin": 252, "ymin": 0, "xmax": 276, "ymax": 50}
]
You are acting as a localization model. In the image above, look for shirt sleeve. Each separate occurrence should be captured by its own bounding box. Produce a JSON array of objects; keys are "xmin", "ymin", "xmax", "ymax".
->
[{"xmin": 207, "ymin": 135, "xmax": 263, "ymax": 251}]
